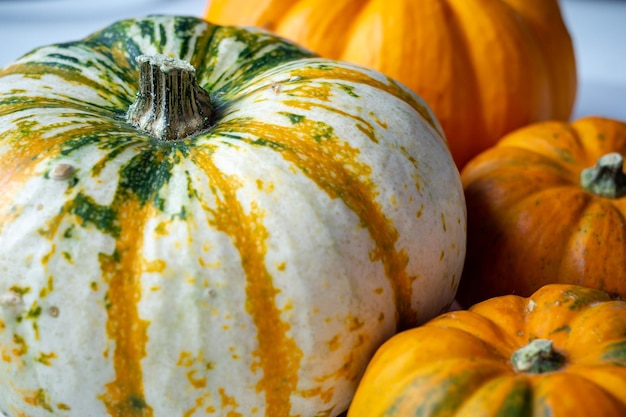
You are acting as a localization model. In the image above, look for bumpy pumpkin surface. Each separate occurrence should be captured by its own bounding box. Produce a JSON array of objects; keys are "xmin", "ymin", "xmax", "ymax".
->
[
  {"xmin": 459, "ymin": 117, "xmax": 626, "ymax": 307},
  {"xmin": 205, "ymin": 0, "xmax": 577, "ymax": 168},
  {"xmin": 0, "ymin": 15, "xmax": 466, "ymax": 417},
  {"xmin": 348, "ymin": 284, "xmax": 626, "ymax": 417}
]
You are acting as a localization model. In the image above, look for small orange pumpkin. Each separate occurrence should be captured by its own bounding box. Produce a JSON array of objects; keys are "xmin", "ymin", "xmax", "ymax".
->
[
  {"xmin": 348, "ymin": 284, "xmax": 626, "ymax": 416},
  {"xmin": 458, "ymin": 116, "xmax": 626, "ymax": 307},
  {"xmin": 205, "ymin": 0, "xmax": 577, "ymax": 168}
]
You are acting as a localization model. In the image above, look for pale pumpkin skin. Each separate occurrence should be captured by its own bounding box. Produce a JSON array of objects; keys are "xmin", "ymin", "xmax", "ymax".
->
[
  {"xmin": 348, "ymin": 284, "xmax": 626, "ymax": 417},
  {"xmin": 0, "ymin": 15, "xmax": 466, "ymax": 417},
  {"xmin": 205, "ymin": 0, "xmax": 577, "ymax": 169}
]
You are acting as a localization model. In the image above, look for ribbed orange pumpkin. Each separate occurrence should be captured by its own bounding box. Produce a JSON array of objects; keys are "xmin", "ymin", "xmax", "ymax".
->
[
  {"xmin": 458, "ymin": 117, "xmax": 626, "ymax": 307},
  {"xmin": 348, "ymin": 284, "xmax": 626, "ymax": 416},
  {"xmin": 204, "ymin": 0, "xmax": 577, "ymax": 168}
]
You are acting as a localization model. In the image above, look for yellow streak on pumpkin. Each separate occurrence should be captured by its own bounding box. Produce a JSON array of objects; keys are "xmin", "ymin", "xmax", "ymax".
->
[
  {"xmin": 283, "ymin": 99, "xmax": 379, "ymax": 144},
  {"xmin": 221, "ymin": 117, "xmax": 418, "ymax": 329},
  {"xmin": 284, "ymin": 82, "xmax": 333, "ymax": 102},
  {"xmin": 0, "ymin": 125, "xmax": 53, "ymax": 234},
  {"xmin": 98, "ymin": 198, "xmax": 153, "ymax": 417},
  {"xmin": 289, "ymin": 64, "xmax": 441, "ymax": 136},
  {"xmin": 192, "ymin": 149, "xmax": 302, "ymax": 417}
]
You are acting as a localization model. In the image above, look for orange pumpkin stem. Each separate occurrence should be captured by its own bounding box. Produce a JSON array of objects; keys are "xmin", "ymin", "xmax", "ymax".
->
[
  {"xmin": 580, "ymin": 152, "xmax": 626, "ymax": 198},
  {"xmin": 127, "ymin": 54, "xmax": 213, "ymax": 141},
  {"xmin": 511, "ymin": 339, "xmax": 565, "ymax": 374}
]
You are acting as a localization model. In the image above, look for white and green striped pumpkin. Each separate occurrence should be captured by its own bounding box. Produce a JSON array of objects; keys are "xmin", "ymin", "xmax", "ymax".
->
[{"xmin": 0, "ymin": 15, "xmax": 466, "ymax": 417}]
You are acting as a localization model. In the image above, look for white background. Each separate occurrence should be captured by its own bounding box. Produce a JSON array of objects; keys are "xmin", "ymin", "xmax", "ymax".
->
[{"xmin": 0, "ymin": 0, "xmax": 625, "ymax": 121}]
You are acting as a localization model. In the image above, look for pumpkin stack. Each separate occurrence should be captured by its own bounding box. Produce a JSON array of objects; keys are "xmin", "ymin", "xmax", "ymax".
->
[
  {"xmin": 0, "ymin": 14, "xmax": 466, "ymax": 417},
  {"xmin": 203, "ymin": 1, "xmax": 626, "ymax": 416}
]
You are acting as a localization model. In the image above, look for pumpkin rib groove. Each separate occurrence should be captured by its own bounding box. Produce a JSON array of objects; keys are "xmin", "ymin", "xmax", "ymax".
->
[
  {"xmin": 279, "ymin": 0, "xmax": 371, "ymax": 60},
  {"xmin": 425, "ymin": 312, "xmax": 519, "ymax": 358},
  {"xmin": 557, "ymin": 198, "xmax": 626, "ymax": 294},
  {"xmin": 563, "ymin": 364, "xmax": 626, "ymax": 406},
  {"xmin": 531, "ymin": 372, "xmax": 626, "ymax": 416},
  {"xmin": 453, "ymin": 375, "xmax": 533, "ymax": 417},
  {"xmin": 461, "ymin": 181, "xmax": 601, "ymax": 303},
  {"xmin": 382, "ymin": 358, "xmax": 511, "ymax": 417}
]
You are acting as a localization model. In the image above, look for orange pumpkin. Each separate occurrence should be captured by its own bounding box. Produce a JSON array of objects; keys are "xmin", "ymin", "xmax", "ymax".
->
[
  {"xmin": 458, "ymin": 117, "xmax": 626, "ymax": 307},
  {"xmin": 204, "ymin": 0, "xmax": 577, "ymax": 168},
  {"xmin": 348, "ymin": 284, "xmax": 626, "ymax": 416}
]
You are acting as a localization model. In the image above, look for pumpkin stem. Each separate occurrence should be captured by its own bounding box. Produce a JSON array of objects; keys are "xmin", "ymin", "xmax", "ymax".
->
[
  {"xmin": 580, "ymin": 152, "xmax": 626, "ymax": 198},
  {"xmin": 127, "ymin": 54, "xmax": 213, "ymax": 141},
  {"xmin": 511, "ymin": 339, "xmax": 565, "ymax": 374}
]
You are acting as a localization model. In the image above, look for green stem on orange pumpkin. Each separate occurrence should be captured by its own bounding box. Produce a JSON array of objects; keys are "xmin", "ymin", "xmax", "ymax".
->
[
  {"xmin": 127, "ymin": 54, "xmax": 213, "ymax": 141},
  {"xmin": 580, "ymin": 152, "xmax": 626, "ymax": 198},
  {"xmin": 511, "ymin": 339, "xmax": 565, "ymax": 374}
]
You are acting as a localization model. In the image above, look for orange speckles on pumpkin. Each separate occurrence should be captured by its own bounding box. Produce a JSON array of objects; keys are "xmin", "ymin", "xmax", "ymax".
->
[
  {"xmin": 187, "ymin": 370, "xmax": 208, "ymax": 389},
  {"xmin": 327, "ymin": 334, "xmax": 341, "ymax": 352},
  {"xmin": 299, "ymin": 385, "xmax": 335, "ymax": 406},
  {"xmin": 229, "ymin": 346, "xmax": 241, "ymax": 360},
  {"xmin": 374, "ymin": 287, "xmax": 384, "ymax": 295},
  {"xmin": 416, "ymin": 204, "xmax": 424, "ymax": 218},
  {"xmin": 276, "ymin": 261, "xmax": 287, "ymax": 271},
  {"xmin": 218, "ymin": 388, "xmax": 243, "ymax": 417},
  {"xmin": 143, "ymin": 259, "xmax": 166, "ymax": 273},
  {"xmin": 440, "ymin": 250, "xmax": 445, "ymax": 261},
  {"xmin": 199, "ymin": 257, "xmax": 221, "ymax": 269},
  {"xmin": 183, "ymin": 394, "xmax": 212, "ymax": 417},
  {"xmin": 344, "ymin": 315, "xmax": 365, "ymax": 332},
  {"xmin": 177, "ymin": 351, "xmax": 194, "ymax": 367},
  {"xmin": 441, "ymin": 213, "xmax": 447, "ymax": 232}
]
